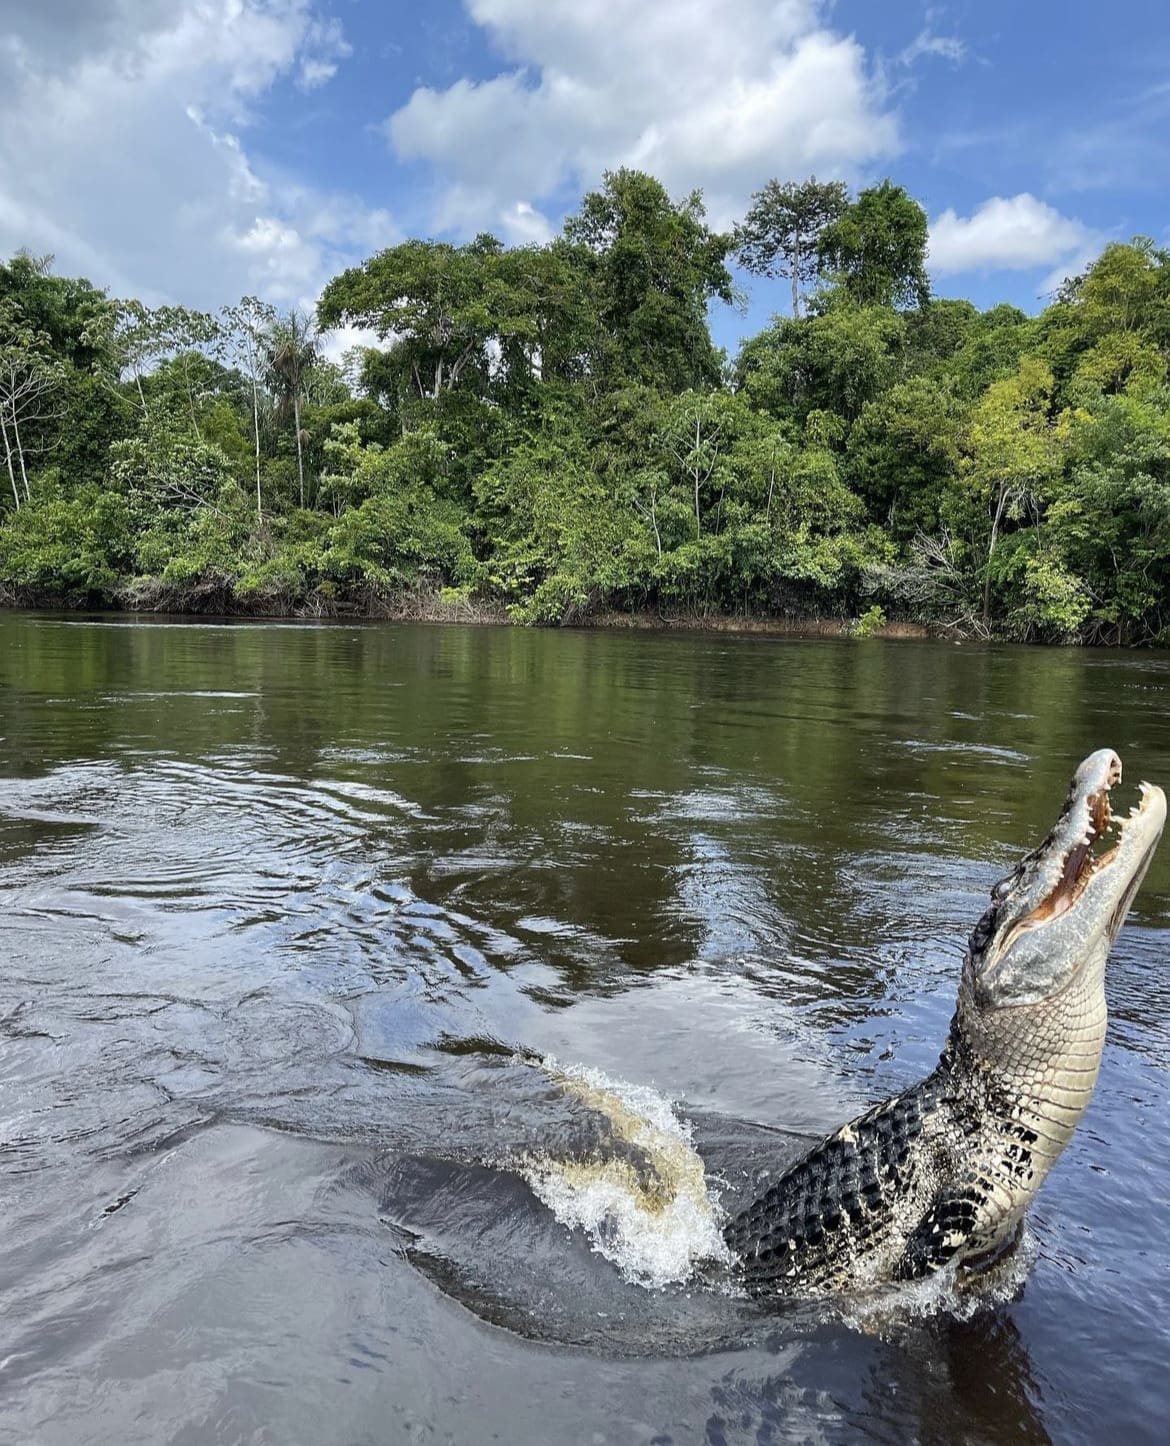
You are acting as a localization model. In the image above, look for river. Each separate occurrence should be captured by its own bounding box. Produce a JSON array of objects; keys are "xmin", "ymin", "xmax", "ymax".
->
[{"xmin": 2, "ymin": 614, "xmax": 1168, "ymax": 1445}]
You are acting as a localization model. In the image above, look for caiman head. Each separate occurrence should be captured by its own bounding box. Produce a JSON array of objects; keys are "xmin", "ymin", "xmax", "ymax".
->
[{"xmin": 965, "ymin": 748, "xmax": 1165, "ymax": 1011}]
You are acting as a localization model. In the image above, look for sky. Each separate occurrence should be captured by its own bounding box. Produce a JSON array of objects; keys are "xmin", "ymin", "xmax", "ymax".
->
[{"xmin": 1, "ymin": 0, "xmax": 1168, "ymax": 356}]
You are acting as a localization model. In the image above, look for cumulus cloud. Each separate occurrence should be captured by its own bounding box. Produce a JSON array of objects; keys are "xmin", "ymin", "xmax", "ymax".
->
[
  {"xmin": 928, "ymin": 194, "xmax": 1100, "ymax": 281},
  {"xmin": 384, "ymin": 0, "xmax": 899, "ymax": 233},
  {"xmin": 0, "ymin": 0, "xmax": 390, "ymax": 313}
]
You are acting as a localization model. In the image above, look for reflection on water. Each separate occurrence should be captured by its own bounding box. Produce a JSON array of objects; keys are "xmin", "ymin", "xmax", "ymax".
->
[{"xmin": 1, "ymin": 614, "xmax": 1168, "ymax": 1444}]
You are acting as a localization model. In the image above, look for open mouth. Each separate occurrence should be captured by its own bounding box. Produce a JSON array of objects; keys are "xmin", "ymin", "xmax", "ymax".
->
[{"xmin": 1006, "ymin": 777, "xmax": 1157, "ymax": 940}]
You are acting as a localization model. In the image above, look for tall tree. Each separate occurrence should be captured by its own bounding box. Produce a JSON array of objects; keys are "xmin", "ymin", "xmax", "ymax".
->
[
  {"xmin": 734, "ymin": 178, "xmax": 848, "ymax": 317},
  {"xmin": 318, "ymin": 237, "xmax": 499, "ymax": 403},
  {"xmin": 0, "ymin": 251, "xmax": 114, "ymax": 372},
  {"xmin": 220, "ymin": 296, "xmax": 277, "ymax": 520},
  {"xmin": 319, "ymin": 235, "xmax": 596, "ymax": 409},
  {"xmin": 0, "ymin": 302, "xmax": 64, "ymax": 507},
  {"xmin": 114, "ymin": 302, "xmax": 218, "ymax": 427},
  {"xmin": 266, "ymin": 309, "xmax": 319, "ymax": 508},
  {"xmin": 564, "ymin": 169, "xmax": 733, "ymax": 393},
  {"xmin": 818, "ymin": 180, "xmax": 930, "ymax": 310}
]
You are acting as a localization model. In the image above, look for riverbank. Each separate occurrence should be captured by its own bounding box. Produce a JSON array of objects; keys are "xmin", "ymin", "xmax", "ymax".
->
[{"xmin": 0, "ymin": 581, "xmax": 938, "ymax": 640}]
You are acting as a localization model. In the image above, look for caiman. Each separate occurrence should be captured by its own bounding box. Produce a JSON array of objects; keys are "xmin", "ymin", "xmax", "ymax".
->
[{"xmin": 724, "ymin": 749, "xmax": 1165, "ymax": 1296}]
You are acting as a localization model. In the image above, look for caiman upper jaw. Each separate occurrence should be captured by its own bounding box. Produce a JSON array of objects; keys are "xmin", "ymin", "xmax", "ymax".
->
[{"xmin": 972, "ymin": 750, "xmax": 1165, "ymax": 1006}]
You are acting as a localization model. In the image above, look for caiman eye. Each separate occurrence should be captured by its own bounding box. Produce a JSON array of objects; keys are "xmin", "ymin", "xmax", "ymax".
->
[{"xmin": 991, "ymin": 872, "xmax": 1017, "ymax": 902}]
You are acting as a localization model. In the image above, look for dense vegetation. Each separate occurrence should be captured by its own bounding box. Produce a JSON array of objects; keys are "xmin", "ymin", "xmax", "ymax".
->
[{"xmin": 2, "ymin": 170, "xmax": 1169, "ymax": 643}]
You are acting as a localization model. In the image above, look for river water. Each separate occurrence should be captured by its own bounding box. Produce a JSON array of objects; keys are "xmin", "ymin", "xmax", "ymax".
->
[{"xmin": 1, "ymin": 614, "xmax": 1168, "ymax": 1445}]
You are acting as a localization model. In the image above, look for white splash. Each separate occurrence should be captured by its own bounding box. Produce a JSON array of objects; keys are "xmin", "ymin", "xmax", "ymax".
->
[
  {"xmin": 837, "ymin": 1227, "xmax": 1039, "ymax": 1334},
  {"xmin": 520, "ymin": 1059, "xmax": 731, "ymax": 1289}
]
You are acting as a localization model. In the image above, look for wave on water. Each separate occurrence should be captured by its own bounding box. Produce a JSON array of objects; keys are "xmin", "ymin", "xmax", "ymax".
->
[
  {"xmin": 518, "ymin": 1059, "xmax": 732, "ymax": 1289},
  {"xmin": 515, "ymin": 1058, "xmax": 1038, "ymax": 1326}
]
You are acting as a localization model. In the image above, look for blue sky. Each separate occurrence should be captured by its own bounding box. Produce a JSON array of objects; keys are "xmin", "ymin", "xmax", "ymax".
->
[{"xmin": 1, "ymin": 0, "xmax": 1168, "ymax": 357}]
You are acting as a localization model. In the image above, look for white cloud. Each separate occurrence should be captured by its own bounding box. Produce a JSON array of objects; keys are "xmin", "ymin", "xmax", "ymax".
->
[
  {"xmin": 0, "ymin": 1, "xmax": 389, "ymax": 317},
  {"xmin": 928, "ymin": 194, "xmax": 1100, "ymax": 280},
  {"xmin": 385, "ymin": 0, "xmax": 899, "ymax": 234},
  {"xmin": 319, "ymin": 321, "xmax": 382, "ymax": 369},
  {"xmin": 899, "ymin": 29, "xmax": 965, "ymax": 66},
  {"xmin": 298, "ymin": 16, "xmax": 352, "ymax": 91},
  {"xmin": 499, "ymin": 201, "xmax": 555, "ymax": 246}
]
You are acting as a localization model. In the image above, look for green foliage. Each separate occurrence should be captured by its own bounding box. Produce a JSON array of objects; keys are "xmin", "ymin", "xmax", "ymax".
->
[
  {"xmin": 318, "ymin": 423, "xmax": 477, "ymax": 592},
  {"xmin": 736, "ymin": 298, "xmax": 906, "ymax": 423},
  {"xmin": 564, "ymin": 168, "xmax": 733, "ymax": 392},
  {"xmin": 734, "ymin": 177, "xmax": 848, "ymax": 316},
  {"xmin": 1, "ymin": 180, "xmax": 1170, "ymax": 644},
  {"xmin": 846, "ymin": 377, "xmax": 968, "ymax": 537},
  {"xmin": 109, "ymin": 414, "xmax": 239, "ymax": 515},
  {"xmin": 994, "ymin": 541, "xmax": 1091, "ymax": 641},
  {"xmin": 817, "ymin": 180, "xmax": 930, "ymax": 310},
  {"xmin": 0, "ymin": 482, "xmax": 132, "ymax": 595},
  {"xmin": 474, "ymin": 425, "xmax": 625, "ymax": 620},
  {"xmin": 849, "ymin": 604, "xmax": 887, "ymax": 638}
]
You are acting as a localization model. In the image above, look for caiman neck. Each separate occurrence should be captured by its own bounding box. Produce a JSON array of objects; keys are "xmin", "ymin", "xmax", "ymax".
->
[{"xmin": 935, "ymin": 962, "xmax": 1109, "ymax": 1197}]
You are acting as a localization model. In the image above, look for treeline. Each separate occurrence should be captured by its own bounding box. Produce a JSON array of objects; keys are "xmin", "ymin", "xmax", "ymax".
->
[{"xmin": 2, "ymin": 170, "xmax": 1169, "ymax": 643}]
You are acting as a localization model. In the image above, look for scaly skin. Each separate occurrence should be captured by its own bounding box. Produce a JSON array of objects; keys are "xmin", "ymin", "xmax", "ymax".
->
[{"xmin": 725, "ymin": 750, "xmax": 1165, "ymax": 1296}]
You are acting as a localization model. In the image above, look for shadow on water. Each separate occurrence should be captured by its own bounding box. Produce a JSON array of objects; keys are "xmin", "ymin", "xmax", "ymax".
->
[{"xmin": 1, "ymin": 614, "xmax": 1167, "ymax": 1444}]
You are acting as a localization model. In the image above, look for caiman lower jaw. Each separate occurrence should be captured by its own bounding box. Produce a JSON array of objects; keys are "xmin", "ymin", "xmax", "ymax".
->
[{"xmin": 999, "ymin": 779, "xmax": 1158, "ymax": 952}]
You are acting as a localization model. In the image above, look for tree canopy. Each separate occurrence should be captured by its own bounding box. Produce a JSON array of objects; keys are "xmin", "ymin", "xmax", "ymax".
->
[{"xmin": 2, "ymin": 177, "xmax": 1170, "ymax": 646}]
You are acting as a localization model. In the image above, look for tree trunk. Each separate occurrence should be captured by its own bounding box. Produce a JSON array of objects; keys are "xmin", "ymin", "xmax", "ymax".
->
[
  {"xmin": 293, "ymin": 392, "xmax": 305, "ymax": 509},
  {"xmin": 183, "ymin": 355, "xmax": 202, "ymax": 439},
  {"xmin": 11, "ymin": 407, "xmax": 30, "ymax": 502},
  {"xmin": 252, "ymin": 377, "xmax": 262, "ymax": 521},
  {"xmin": 791, "ymin": 239, "xmax": 802, "ymax": 319},
  {"xmin": 693, "ymin": 415, "xmax": 702, "ymax": 539},
  {"xmin": 1, "ymin": 408, "xmax": 19, "ymax": 510},
  {"xmin": 983, "ymin": 484, "xmax": 1010, "ymax": 624}
]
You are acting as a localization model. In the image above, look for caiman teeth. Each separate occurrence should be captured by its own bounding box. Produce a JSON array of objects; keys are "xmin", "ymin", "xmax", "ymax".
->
[{"xmin": 1125, "ymin": 783, "xmax": 1154, "ymax": 820}]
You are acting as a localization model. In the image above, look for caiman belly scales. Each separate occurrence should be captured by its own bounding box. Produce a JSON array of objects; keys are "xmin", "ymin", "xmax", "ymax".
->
[{"xmin": 724, "ymin": 750, "xmax": 1164, "ymax": 1297}]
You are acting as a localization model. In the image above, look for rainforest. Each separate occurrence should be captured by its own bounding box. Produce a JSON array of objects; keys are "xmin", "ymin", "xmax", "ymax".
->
[{"xmin": 2, "ymin": 170, "xmax": 1168, "ymax": 644}]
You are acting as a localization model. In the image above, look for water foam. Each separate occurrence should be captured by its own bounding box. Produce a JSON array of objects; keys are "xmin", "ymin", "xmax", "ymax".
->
[
  {"xmin": 520, "ymin": 1059, "xmax": 731, "ymax": 1289},
  {"xmin": 836, "ymin": 1227, "xmax": 1039, "ymax": 1334}
]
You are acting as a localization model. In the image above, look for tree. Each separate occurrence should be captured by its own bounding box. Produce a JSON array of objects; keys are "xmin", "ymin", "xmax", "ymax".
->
[
  {"xmin": 0, "ymin": 304, "xmax": 65, "ymax": 508},
  {"xmin": 266, "ymin": 309, "xmax": 319, "ymax": 508},
  {"xmin": 0, "ymin": 251, "xmax": 116, "ymax": 373},
  {"xmin": 734, "ymin": 297, "xmax": 906, "ymax": 424},
  {"xmin": 847, "ymin": 376, "xmax": 968, "ymax": 536},
  {"xmin": 318, "ymin": 237, "xmax": 501, "ymax": 404},
  {"xmin": 958, "ymin": 356, "xmax": 1065, "ymax": 623},
  {"xmin": 564, "ymin": 169, "xmax": 733, "ymax": 393},
  {"xmin": 1047, "ymin": 386, "xmax": 1170, "ymax": 643},
  {"xmin": 109, "ymin": 413, "xmax": 238, "ymax": 515},
  {"xmin": 114, "ymin": 302, "xmax": 219, "ymax": 429},
  {"xmin": 818, "ymin": 180, "xmax": 930, "ymax": 310},
  {"xmin": 734, "ymin": 178, "xmax": 848, "ymax": 317},
  {"xmin": 220, "ymin": 296, "xmax": 277, "ymax": 520},
  {"xmin": 660, "ymin": 392, "xmax": 730, "ymax": 540},
  {"xmin": 1060, "ymin": 237, "xmax": 1170, "ymax": 339}
]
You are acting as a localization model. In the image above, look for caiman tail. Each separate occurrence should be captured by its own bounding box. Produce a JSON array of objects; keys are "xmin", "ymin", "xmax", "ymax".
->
[{"xmin": 724, "ymin": 749, "xmax": 1165, "ymax": 1297}]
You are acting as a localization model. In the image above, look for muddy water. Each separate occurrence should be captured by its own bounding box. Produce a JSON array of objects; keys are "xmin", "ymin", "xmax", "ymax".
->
[{"xmin": 1, "ymin": 614, "xmax": 1168, "ymax": 1444}]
